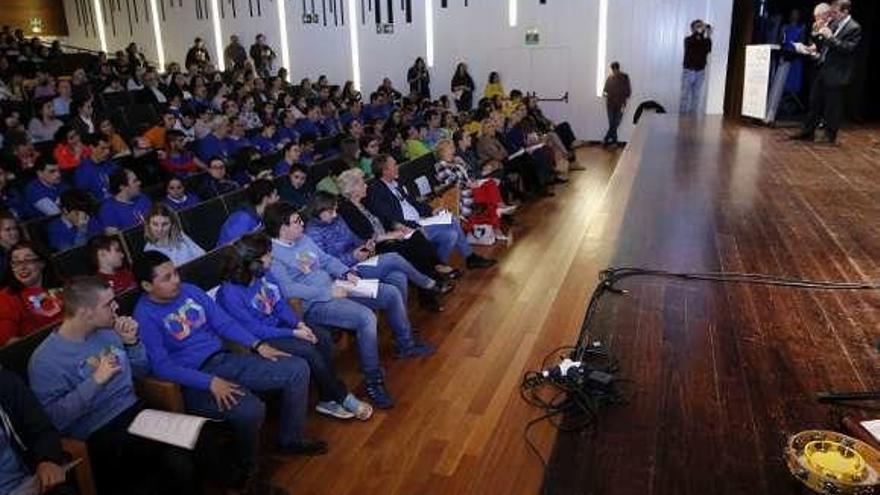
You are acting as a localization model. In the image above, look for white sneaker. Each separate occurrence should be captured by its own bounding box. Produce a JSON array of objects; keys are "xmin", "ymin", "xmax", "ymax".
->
[
  {"xmin": 497, "ymin": 204, "xmax": 518, "ymax": 216},
  {"xmin": 316, "ymin": 401, "xmax": 355, "ymax": 419}
]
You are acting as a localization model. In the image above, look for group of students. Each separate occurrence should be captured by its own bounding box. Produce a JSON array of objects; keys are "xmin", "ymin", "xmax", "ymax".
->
[{"xmin": 0, "ymin": 31, "xmax": 588, "ymax": 494}]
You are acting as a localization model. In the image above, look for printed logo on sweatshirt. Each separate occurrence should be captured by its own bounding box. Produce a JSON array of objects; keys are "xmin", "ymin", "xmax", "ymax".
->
[
  {"xmin": 296, "ymin": 250, "xmax": 317, "ymax": 274},
  {"xmin": 77, "ymin": 345, "xmax": 125, "ymax": 380},
  {"xmin": 251, "ymin": 279, "xmax": 281, "ymax": 315},
  {"xmin": 24, "ymin": 288, "xmax": 63, "ymax": 318},
  {"xmin": 162, "ymin": 298, "xmax": 206, "ymax": 340}
]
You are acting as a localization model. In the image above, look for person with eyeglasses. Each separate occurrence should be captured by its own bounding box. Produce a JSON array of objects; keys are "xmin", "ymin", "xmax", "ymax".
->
[
  {"xmin": 195, "ymin": 157, "xmax": 239, "ymax": 200},
  {"xmin": 0, "ymin": 243, "xmax": 64, "ymax": 346}
]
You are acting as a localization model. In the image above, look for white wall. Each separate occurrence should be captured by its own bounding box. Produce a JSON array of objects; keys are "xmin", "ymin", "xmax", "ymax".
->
[{"xmin": 61, "ymin": 0, "xmax": 732, "ymax": 141}]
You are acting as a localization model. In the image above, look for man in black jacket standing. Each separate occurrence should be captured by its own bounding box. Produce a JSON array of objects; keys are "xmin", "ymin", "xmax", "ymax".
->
[
  {"xmin": 0, "ymin": 369, "xmax": 73, "ymax": 495},
  {"xmin": 603, "ymin": 62, "xmax": 632, "ymax": 147},
  {"xmin": 793, "ymin": 0, "xmax": 861, "ymax": 145}
]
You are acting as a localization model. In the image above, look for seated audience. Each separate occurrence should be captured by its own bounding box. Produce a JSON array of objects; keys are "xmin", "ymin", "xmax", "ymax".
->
[
  {"xmin": 28, "ymin": 277, "xmax": 202, "ymax": 494},
  {"xmin": 97, "ymin": 168, "xmax": 151, "ymax": 231},
  {"xmin": 98, "ymin": 118, "xmax": 132, "ymax": 157},
  {"xmin": 160, "ymin": 129, "xmax": 204, "ymax": 177},
  {"xmin": 0, "ymin": 171, "xmax": 26, "ymax": 220},
  {"xmin": 0, "ymin": 369, "xmax": 73, "ymax": 495},
  {"xmin": 88, "ymin": 234, "xmax": 137, "ymax": 293},
  {"xmin": 403, "ymin": 123, "xmax": 431, "ymax": 160},
  {"xmin": 0, "ymin": 212, "xmax": 21, "ymax": 277},
  {"xmin": 68, "ymin": 98, "xmax": 95, "ymax": 136},
  {"xmin": 264, "ymin": 202, "xmax": 435, "ymax": 409},
  {"xmin": 162, "ymin": 177, "xmax": 201, "ymax": 211},
  {"xmin": 143, "ymin": 204, "xmax": 205, "ymax": 266},
  {"xmin": 196, "ymin": 157, "xmax": 240, "ymax": 199},
  {"xmin": 0, "ymin": 243, "xmax": 64, "ymax": 345},
  {"xmin": 52, "ymin": 126, "xmax": 91, "ymax": 171},
  {"xmin": 142, "ymin": 112, "xmax": 176, "ymax": 151},
  {"xmin": 51, "ymin": 80, "xmax": 73, "ymax": 118},
  {"xmin": 24, "ymin": 162, "xmax": 68, "ymax": 218},
  {"xmin": 217, "ymin": 179, "xmax": 278, "ymax": 247},
  {"xmin": 133, "ymin": 251, "xmax": 327, "ymax": 483},
  {"xmin": 47, "ymin": 189, "xmax": 101, "ymax": 251},
  {"xmin": 73, "ymin": 135, "xmax": 119, "ymax": 201},
  {"xmin": 366, "ymin": 154, "xmax": 495, "ymax": 269},
  {"xmin": 274, "ymin": 142, "xmax": 302, "ymax": 177},
  {"xmin": 217, "ymin": 234, "xmax": 373, "ymax": 420},
  {"xmin": 277, "ymin": 163, "xmax": 312, "ymax": 209},
  {"xmin": 27, "ymin": 99, "xmax": 63, "ymax": 143},
  {"xmin": 335, "ymin": 168, "xmax": 460, "ymax": 281},
  {"xmin": 305, "ymin": 192, "xmax": 451, "ymax": 312},
  {"xmin": 196, "ymin": 116, "xmax": 231, "ymax": 163}
]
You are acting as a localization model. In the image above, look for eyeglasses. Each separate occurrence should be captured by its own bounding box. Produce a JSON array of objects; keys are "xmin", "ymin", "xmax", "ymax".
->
[{"xmin": 290, "ymin": 216, "xmax": 304, "ymax": 225}]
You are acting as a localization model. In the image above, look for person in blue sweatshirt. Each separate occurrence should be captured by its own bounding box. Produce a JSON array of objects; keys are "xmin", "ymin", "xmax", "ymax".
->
[
  {"xmin": 250, "ymin": 121, "xmax": 279, "ymax": 154},
  {"xmin": 294, "ymin": 106, "xmax": 323, "ymax": 141},
  {"xmin": 161, "ymin": 177, "xmax": 201, "ymax": 211},
  {"xmin": 28, "ymin": 276, "xmax": 200, "ymax": 494},
  {"xmin": 46, "ymin": 189, "xmax": 102, "ymax": 251},
  {"xmin": 217, "ymin": 234, "xmax": 373, "ymax": 420},
  {"xmin": 263, "ymin": 201, "xmax": 435, "ymax": 409},
  {"xmin": 273, "ymin": 142, "xmax": 302, "ymax": 177},
  {"xmin": 274, "ymin": 109, "xmax": 300, "ymax": 147},
  {"xmin": 97, "ymin": 168, "xmax": 152, "ymax": 232},
  {"xmin": 24, "ymin": 162, "xmax": 69, "ymax": 218},
  {"xmin": 195, "ymin": 116, "xmax": 231, "ymax": 163},
  {"xmin": 304, "ymin": 192, "xmax": 451, "ymax": 312},
  {"xmin": 132, "ymin": 251, "xmax": 327, "ymax": 475},
  {"xmin": 0, "ymin": 370, "xmax": 72, "ymax": 495},
  {"xmin": 73, "ymin": 136, "xmax": 118, "ymax": 201},
  {"xmin": 216, "ymin": 179, "xmax": 278, "ymax": 247}
]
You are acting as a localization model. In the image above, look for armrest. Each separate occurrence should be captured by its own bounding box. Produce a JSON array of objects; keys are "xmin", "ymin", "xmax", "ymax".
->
[
  {"xmin": 135, "ymin": 376, "xmax": 185, "ymax": 413},
  {"xmin": 60, "ymin": 437, "xmax": 96, "ymax": 495}
]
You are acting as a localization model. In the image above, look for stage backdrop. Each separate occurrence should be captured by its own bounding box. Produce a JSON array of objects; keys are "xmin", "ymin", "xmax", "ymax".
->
[{"xmin": 60, "ymin": 0, "xmax": 732, "ymax": 142}]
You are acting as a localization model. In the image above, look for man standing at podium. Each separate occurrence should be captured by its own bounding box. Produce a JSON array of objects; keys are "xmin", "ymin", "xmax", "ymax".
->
[{"xmin": 792, "ymin": 0, "xmax": 861, "ymax": 146}]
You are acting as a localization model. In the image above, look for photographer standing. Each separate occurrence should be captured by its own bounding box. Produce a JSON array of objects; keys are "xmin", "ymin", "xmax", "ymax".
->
[{"xmin": 680, "ymin": 20, "xmax": 712, "ymax": 115}]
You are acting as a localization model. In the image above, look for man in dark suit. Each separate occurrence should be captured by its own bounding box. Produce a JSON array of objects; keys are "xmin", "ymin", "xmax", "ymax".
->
[
  {"xmin": 365, "ymin": 154, "xmax": 495, "ymax": 270},
  {"xmin": 793, "ymin": 0, "xmax": 861, "ymax": 145}
]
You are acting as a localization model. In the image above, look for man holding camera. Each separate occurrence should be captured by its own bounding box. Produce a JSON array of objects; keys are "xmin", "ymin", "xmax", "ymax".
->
[{"xmin": 680, "ymin": 19, "xmax": 712, "ymax": 115}]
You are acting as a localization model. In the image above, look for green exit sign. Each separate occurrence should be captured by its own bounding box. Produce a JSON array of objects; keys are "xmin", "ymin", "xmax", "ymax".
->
[{"xmin": 525, "ymin": 29, "xmax": 539, "ymax": 45}]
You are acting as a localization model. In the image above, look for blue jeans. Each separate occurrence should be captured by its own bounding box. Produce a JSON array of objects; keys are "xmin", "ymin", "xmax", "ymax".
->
[
  {"xmin": 355, "ymin": 252, "xmax": 435, "ymax": 303},
  {"xmin": 266, "ymin": 328, "xmax": 348, "ymax": 403},
  {"xmin": 680, "ymin": 68, "xmax": 706, "ymax": 115},
  {"xmin": 422, "ymin": 217, "xmax": 473, "ymax": 263},
  {"xmin": 181, "ymin": 351, "xmax": 309, "ymax": 467},
  {"xmin": 605, "ymin": 102, "xmax": 623, "ymax": 144}
]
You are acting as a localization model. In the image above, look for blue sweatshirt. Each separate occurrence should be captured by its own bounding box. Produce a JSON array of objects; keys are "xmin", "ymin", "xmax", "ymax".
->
[
  {"xmin": 304, "ymin": 217, "xmax": 362, "ymax": 267},
  {"xmin": 24, "ymin": 179, "xmax": 69, "ymax": 218},
  {"xmin": 73, "ymin": 158, "xmax": 119, "ymax": 201},
  {"xmin": 251, "ymin": 135, "xmax": 277, "ymax": 154},
  {"xmin": 134, "ymin": 283, "xmax": 261, "ymax": 390},
  {"xmin": 216, "ymin": 206, "xmax": 260, "ymax": 247},
  {"xmin": 295, "ymin": 119, "xmax": 322, "ymax": 140},
  {"xmin": 268, "ymin": 236, "xmax": 350, "ymax": 312},
  {"xmin": 195, "ymin": 134, "xmax": 229, "ymax": 162},
  {"xmin": 274, "ymin": 126, "xmax": 299, "ymax": 145},
  {"xmin": 162, "ymin": 193, "xmax": 201, "ymax": 211},
  {"xmin": 28, "ymin": 329, "xmax": 148, "ymax": 439},
  {"xmin": 47, "ymin": 216, "xmax": 103, "ymax": 251},
  {"xmin": 97, "ymin": 195, "xmax": 151, "ymax": 230},
  {"xmin": 216, "ymin": 275, "xmax": 299, "ymax": 340},
  {"xmin": 274, "ymin": 158, "xmax": 295, "ymax": 177}
]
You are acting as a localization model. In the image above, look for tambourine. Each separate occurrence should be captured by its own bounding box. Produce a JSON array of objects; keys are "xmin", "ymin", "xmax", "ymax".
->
[{"xmin": 786, "ymin": 430, "xmax": 880, "ymax": 494}]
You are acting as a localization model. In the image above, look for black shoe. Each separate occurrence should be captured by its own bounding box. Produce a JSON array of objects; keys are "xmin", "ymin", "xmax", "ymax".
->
[
  {"xmin": 433, "ymin": 280, "xmax": 455, "ymax": 295},
  {"xmin": 466, "ymin": 254, "xmax": 497, "ymax": 269},
  {"xmin": 790, "ymin": 131, "xmax": 815, "ymax": 142},
  {"xmin": 552, "ymin": 176, "xmax": 569, "ymax": 184},
  {"xmin": 419, "ymin": 291, "xmax": 445, "ymax": 313},
  {"xmin": 539, "ymin": 188, "xmax": 555, "ymax": 197},
  {"xmin": 277, "ymin": 439, "xmax": 328, "ymax": 457}
]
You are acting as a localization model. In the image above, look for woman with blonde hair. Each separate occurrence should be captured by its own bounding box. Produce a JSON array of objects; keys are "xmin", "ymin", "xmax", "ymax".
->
[{"xmin": 143, "ymin": 203, "xmax": 205, "ymax": 266}]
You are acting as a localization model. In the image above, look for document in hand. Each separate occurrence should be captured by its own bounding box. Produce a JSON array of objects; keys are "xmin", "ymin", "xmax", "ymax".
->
[
  {"xmin": 418, "ymin": 211, "xmax": 452, "ymax": 227},
  {"xmin": 334, "ymin": 278, "xmax": 380, "ymax": 298},
  {"xmin": 414, "ymin": 176, "xmax": 432, "ymax": 197},
  {"xmin": 357, "ymin": 256, "xmax": 379, "ymax": 267},
  {"xmin": 127, "ymin": 409, "xmax": 212, "ymax": 450}
]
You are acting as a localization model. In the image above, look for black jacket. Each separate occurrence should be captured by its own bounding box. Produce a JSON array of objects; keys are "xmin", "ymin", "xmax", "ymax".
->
[
  {"xmin": 0, "ymin": 369, "xmax": 66, "ymax": 471},
  {"xmin": 365, "ymin": 179, "xmax": 432, "ymax": 230},
  {"xmin": 816, "ymin": 16, "xmax": 862, "ymax": 87}
]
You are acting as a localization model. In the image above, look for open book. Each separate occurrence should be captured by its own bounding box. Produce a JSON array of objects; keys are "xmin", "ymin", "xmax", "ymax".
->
[
  {"xmin": 127, "ymin": 409, "xmax": 212, "ymax": 450},
  {"xmin": 418, "ymin": 211, "xmax": 453, "ymax": 227},
  {"xmin": 334, "ymin": 278, "xmax": 380, "ymax": 298}
]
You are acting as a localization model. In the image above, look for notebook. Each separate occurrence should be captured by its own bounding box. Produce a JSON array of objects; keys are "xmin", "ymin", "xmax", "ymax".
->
[{"xmin": 127, "ymin": 409, "xmax": 211, "ymax": 450}]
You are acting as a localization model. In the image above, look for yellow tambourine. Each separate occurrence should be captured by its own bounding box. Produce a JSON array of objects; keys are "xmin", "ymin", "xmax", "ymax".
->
[{"xmin": 786, "ymin": 430, "xmax": 880, "ymax": 494}]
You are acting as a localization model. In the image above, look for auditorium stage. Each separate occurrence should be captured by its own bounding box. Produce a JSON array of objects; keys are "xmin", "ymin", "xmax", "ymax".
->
[
  {"xmin": 273, "ymin": 116, "xmax": 880, "ymax": 495},
  {"xmin": 543, "ymin": 117, "xmax": 880, "ymax": 495}
]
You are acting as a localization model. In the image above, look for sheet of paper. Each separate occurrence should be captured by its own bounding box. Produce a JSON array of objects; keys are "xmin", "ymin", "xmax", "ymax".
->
[
  {"xmin": 861, "ymin": 419, "xmax": 880, "ymax": 441},
  {"xmin": 418, "ymin": 211, "xmax": 453, "ymax": 227},
  {"xmin": 414, "ymin": 176, "xmax": 432, "ymax": 198},
  {"xmin": 508, "ymin": 148, "xmax": 526, "ymax": 160},
  {"xmin": 357, "ymin": 256, "xmax": 379, "ymax": 267},
  {"xmin": 127, "ymin": 409, "xmax": 211, "ymax": 450},
  {"xmin": 334, "ymin": 279, "xmax": 380, "ymax": 299},
  {"xmin": 527, "ymin": 143, "xmax": 546, "ymax": 152}
]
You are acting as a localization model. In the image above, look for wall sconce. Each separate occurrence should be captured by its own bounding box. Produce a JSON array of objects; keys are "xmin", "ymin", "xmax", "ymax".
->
[{"xmin": 29, "ymin": 17, "xmax": 44, "ymax": 34}]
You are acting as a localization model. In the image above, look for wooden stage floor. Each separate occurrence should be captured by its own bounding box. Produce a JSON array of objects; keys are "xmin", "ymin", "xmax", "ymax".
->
[{"xmin": 273, "ymin": 116, "xmax": 880, "ymax": 495}]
